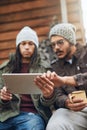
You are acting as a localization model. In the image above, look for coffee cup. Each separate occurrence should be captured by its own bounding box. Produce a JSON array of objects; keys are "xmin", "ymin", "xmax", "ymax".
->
[{"xmin": 69, "ymin": 90, "xmax": 87, "ymax": 103}]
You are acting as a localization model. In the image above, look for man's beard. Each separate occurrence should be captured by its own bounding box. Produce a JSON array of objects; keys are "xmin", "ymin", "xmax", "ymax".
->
[
  {"xmin": 64, "ymin": 47, "xmax": 72, "ymax": 60},
  {"xmin": 57, "ymin": 46, "xmax": 72, "ymax": 60}
]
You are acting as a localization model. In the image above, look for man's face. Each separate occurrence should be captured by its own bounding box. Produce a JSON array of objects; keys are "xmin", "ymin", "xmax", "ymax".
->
[
  {"xmin": 51, "ymin": 35, "xmax": 72, "ymax": 59},
  {"xmin": 19, "ymin": 41, "xmax": 35, "ymax": 63}
]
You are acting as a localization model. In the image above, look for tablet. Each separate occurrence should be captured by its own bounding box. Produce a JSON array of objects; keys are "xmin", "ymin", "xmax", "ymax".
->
[{"xmin": 2, "ymin": 73, "xmax": 42, "ymax": 94}]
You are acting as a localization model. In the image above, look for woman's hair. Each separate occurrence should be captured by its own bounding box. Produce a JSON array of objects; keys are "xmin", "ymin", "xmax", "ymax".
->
[{"xmin": 12, "ymin": 44, "xmax": 38, "ymax": 73}]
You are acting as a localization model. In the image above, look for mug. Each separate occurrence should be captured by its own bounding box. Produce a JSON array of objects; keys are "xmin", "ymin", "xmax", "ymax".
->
[{"xmin": 69, "ymin": 90, "xmax": 87, "ymax": 103}]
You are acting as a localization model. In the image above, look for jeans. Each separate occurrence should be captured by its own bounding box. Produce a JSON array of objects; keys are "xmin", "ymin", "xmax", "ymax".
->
[{"xmin": 0, "ymin": 112, "xmax": 45, "ymax": 130}]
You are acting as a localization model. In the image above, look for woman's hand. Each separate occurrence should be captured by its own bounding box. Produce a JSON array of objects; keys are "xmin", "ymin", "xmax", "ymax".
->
[{"xmin": 0, "ymin": 86, "xmax": 12, "ymax": 101}]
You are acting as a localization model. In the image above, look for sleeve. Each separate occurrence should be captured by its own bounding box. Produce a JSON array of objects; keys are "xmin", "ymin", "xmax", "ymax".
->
[
  {"xmin": 55, "ymin": 87, "xmax": 68, "ymax": 108},
  {"xmin": 0, "ymin": 98, "xmax": 11, "ymax": 108},
  {"xmin": 74, "ymin": 73, "xmax": 87, "ymax": 86},
  {"xmin": 40, "ymin": 91, "xmax": 56, "ymax": 107}
]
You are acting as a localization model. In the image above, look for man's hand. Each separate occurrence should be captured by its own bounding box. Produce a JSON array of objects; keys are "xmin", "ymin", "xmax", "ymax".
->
[
  {"xmin": 40, "ymin": 71, "xmax": 65, "ymax": 87},
  {"xmin": 65, "ymin": 94, "xmax": 87, "ymax": 111},
  {"xmin": 0, "ymin": 86, "xmax": 12, "ymax": 101},
  {"xmin": 42, "ymin": 71, "xmax": 77, "ymax": 87}
]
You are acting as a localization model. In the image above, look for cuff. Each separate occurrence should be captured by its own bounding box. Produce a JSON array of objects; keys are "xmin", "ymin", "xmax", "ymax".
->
[
  {"xmin": 74, "ymin": 74, "xmax": 84, "ymax": 86},
  {"xmin": 40, "ymin": 90, "xmax": 56, "ymax": 107},
  {"xmin": 0, "ymin": 98, "xmax": 10, "ymax": 105}
]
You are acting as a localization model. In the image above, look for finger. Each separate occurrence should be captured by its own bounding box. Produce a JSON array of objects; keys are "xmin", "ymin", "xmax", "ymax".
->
[
  {"xmin": 2, "ymin": 86, "xmax": 11, "ymax": 94},
  {"xmin": 35, "ymin": 78, "xmax": 54, "ymax": 92},
  {"xmin": 35, "ymin": 79, "xmax": 44, "ymax": 89},
  {"xmin": 41, "ymin": 84, "xmax": 54, "ymax": 98},
  {"xmin": 34, "ymin": 76, "xmax": 45, "ymax": 85},
  {"xmin": 40, "ymin": 76, "xmax": 54, "ymax": 86},
  {"xmin": 49, "ymin": 72, "xmax": 57, "ymax": 80},
  {"xmin": 69, "ymin": 101, "xmax": 87, "ymax": 111},
  {"xmin": 1, "ymin": 93, "xmax": 12, "ymax": 100},
  {"xmin": 45, "ymin": 71, "xmax": 57, "ymax": 80},
  {"xmin": 1, "ymin": 88, "xmax": 11, "ymax": 96},
  {"xmin": 3, "ymin": 86, "xmax": 7, "ymax": 91},
  {"xmin": 35, "ymin": 77, "xmax": 54, "ymax": 97},
  {"xmin": 72, "ymin": 98, "xmax": 84, "ymax": 103},
  {"xmin": 0, "ymin": 88, "xmax": 12, "ymax": 101},
  {"xmin": 43, "ymin": 71, "xmax": 52, "ymax": 79},
  {"xmin": 70, "ymin": 105, "xmax": 86, "ymax": 111},
  {"xmin": 35, "ymin": 76, "xmax": 54, "ymax": 87}
]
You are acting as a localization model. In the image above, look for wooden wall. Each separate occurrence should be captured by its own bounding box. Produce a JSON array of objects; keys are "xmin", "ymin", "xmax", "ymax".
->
[
  {"xmin": 0, "ymin": 0, "xmax": 61, "ymax": 64},
  {"xmin": 0, "ymin": 0, "xmax": 85, "ymax": 64}
]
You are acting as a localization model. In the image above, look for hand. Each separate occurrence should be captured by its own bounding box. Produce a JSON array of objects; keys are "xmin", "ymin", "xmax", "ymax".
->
[
  {"xmin": 34, "ymin": 75, "xmax": 54, "ymax": 98},
  {"xmin": 0, "ymin": 86, "xmax": 12, "ymax": 101},
  {"xmin": 42, "ymin": 71, "xmax": 65, "ymax": 87},
  {"xmin": 65, "ymin": 94, "xmax": 87, "ymax": 111}
]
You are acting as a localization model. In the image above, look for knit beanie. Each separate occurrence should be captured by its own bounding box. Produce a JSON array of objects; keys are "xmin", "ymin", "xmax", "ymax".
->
[
  {"xmin": 49, "ymin": 23, "xmax": 76, "ymax": 45},
  {"xmin": 16, "ymin": 26, "xmax": 39, "ymax": 48}
]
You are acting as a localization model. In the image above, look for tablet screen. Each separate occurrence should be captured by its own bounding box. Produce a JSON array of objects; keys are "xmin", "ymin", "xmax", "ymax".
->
[{"xmin": 2, "ymin": 73, "xmax": 42, "ymax": 94}]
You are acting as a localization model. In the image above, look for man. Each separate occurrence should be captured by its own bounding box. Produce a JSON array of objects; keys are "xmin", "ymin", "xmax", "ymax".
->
[
  {"xmin": 35, "ymin": 23, "xmax": 87, "ymax": 130},
  {"xmin": 0, "ymin": 26, "xmax": 54, "ymax": 130}
]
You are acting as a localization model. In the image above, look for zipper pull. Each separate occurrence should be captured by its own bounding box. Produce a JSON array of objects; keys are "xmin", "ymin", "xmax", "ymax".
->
[{"xmin": 77, "ymin": 66, "xmax": 80, "ymax": 71}]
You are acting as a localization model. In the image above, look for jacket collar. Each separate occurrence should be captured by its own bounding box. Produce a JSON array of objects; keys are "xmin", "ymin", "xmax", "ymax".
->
[{"xmin": 73, "ymin": 43, "xmax": 84, "ymax": 59}]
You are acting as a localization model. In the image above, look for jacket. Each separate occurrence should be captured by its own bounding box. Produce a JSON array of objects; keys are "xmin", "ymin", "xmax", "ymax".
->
[
  {"xmin": 0, "ymin": 52, "xmax": 53, "ymax": 123},
  {"xmin": 51, "ymin": 43, "xmax": 87, "ymax": 108}
]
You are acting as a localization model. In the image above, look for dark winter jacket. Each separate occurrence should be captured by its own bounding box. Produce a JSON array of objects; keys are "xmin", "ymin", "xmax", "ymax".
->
[{"xmin": 51, "ymin": 43, "xmax": 87, "ymax": 108}]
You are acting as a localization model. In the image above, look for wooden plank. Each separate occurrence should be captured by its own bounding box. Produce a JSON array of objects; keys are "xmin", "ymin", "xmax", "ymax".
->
[
  {"xmin": 0, "ymin": 0, "xmax": 29, "ymax": 5},
  {"xmin": 0, "ymin": 31, "xmax": 18, "ymax": 41},
  {"xmin": 0, "ymin": 0, "xmax": 59, "ymax": 14},
  {"xmin": 0, "ymin": 25, "xmax": 56, "ymax": 41},
  {"xmin": 0, "ymin": 6, "xmax": 60, "ymax": 24},
  {"xmin": 0, "ymin": 16, "xmax": 54, "ymax": 32},
  {"xmin": 0, "ymin": 40, "xmax": 16, "ymax": 50},
  {"xmin": 0, "ymin": 27, "xmax": 49, "ymax": 42},
  {"xmin": 0, "ymin": 49, "xmax": 16, "ymax": 59},
  {"xmin": 37, "ymin": 26, "xmax": 50, "ymax": 36}
]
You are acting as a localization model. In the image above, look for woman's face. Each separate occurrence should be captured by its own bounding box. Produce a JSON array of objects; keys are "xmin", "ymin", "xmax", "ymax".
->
[{"xmin": 19, "ymin": 41, "xmax": 35, "ymax": 63}]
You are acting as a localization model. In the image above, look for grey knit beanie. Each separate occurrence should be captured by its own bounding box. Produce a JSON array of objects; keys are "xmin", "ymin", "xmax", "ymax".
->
[
  {"xmin": 49, "ymin": 23, "xmax": 76, "ymax": 45},
  {"xmin": 16, "ymin": 26, "xmax": 39, "ymax": 48}
]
